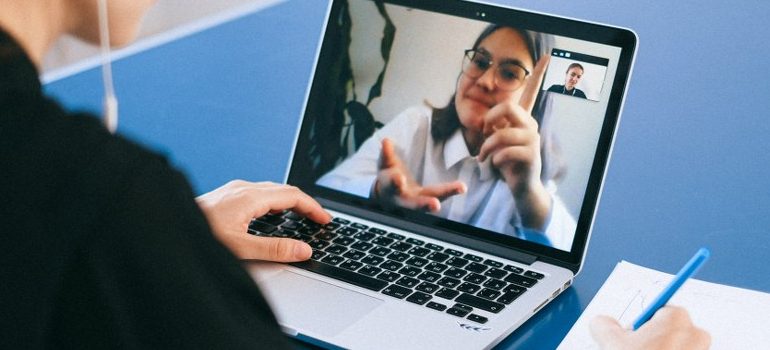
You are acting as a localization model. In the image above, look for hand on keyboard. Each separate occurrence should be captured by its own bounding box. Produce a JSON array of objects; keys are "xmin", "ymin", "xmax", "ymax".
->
[{"xmin": 196, "ymin": 180, "xmax": 331, "ymax": 261}]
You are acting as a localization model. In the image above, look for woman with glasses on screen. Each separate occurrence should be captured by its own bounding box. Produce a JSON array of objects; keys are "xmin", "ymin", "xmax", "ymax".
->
[{"xmin": 318, "ymin": 24, "xmax": 576, "ymax": 250}]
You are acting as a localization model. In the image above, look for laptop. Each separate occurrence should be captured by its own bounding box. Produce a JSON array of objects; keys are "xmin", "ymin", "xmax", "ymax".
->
[{"xmin": 245, "ymin": 0, "xmax": 637, "ymax": 348}]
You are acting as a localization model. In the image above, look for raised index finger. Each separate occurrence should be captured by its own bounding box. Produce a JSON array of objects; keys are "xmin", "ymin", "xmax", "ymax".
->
[{"xmin": 518, "ymin": 54, "xmax": 550, "ymax": 114}]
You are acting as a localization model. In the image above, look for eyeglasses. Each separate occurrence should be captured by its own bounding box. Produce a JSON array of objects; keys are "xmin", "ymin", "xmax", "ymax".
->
[{"xmin": 461, "ymin": 49, "xmax": 530, "ymax": 91}]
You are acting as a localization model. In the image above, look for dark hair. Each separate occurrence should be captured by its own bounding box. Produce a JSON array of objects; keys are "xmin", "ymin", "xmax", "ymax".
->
[
  {"xmin": 566, "ymin": 62, "xmax": 584, "ymax": 73},
  {"xmin": 430, "ymin": 24, "xmax": 565, "ymax": 181}
]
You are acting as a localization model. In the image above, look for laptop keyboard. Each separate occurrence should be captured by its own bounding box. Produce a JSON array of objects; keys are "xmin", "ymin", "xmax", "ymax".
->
[{"xmin": 248, "ymin": 212, "xmax": 545, "ymax": 324}]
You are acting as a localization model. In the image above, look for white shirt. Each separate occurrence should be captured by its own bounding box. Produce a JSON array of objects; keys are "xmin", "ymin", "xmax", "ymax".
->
[{"xmin": 317, "ymin": 105, "xmax": 576, "ymax": 250}]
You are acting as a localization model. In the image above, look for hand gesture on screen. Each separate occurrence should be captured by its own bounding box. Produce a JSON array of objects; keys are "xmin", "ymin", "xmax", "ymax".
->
[
  {"xmin": 196, "ymin": 180, "xmax": 331, "ymax": 261},
  {"xmin": 477, "ymin": 55, "xmax": 551, "ymax": 230},
  {"xmin": 374, "ymin": 138, "xmax": 466, "ymax": 212},
  {"xmin": 590, "ymin": 306, "xmax": 711, "ymax": 350}
]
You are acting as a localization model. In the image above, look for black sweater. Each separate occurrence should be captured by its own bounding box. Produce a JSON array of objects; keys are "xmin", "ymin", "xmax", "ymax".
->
[{"xmin": 0, "ymin": 29, "xmax": 291, "ymax": 349}]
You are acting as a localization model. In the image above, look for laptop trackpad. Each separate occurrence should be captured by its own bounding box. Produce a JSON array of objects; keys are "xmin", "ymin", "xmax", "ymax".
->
[{"xmin": 260, "ymin": 270, "xmax": 383, "ymax": 337}]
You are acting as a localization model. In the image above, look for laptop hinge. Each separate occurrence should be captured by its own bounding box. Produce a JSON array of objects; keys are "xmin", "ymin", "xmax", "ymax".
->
[{"xmin": 317, "ymin": 198, "xmax": 538, "ymax": 265}]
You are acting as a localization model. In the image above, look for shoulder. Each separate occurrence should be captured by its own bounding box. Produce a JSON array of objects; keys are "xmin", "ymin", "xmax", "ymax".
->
[
  {"xmin": 575, "ymin": 89, "xmax": 587, "ymax": 98},
  {"xmin": 547, "ymin": 84, "xmax": 563, "ymax": 92},
  {"xmin": 379, "ymin": 105, "xmax": 432, "ymax": 136}
]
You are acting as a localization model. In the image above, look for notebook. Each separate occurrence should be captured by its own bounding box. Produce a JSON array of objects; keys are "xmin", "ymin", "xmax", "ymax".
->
[{"xmin": 244, "ymin": 0, "xmax": 637, "ymax": 348}]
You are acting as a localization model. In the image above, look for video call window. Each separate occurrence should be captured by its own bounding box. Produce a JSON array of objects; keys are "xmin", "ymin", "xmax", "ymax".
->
[
  {"xmin": 299, "ymin": 0, "xmax": 622, "ymax": 252},
  {"xmin": 543, "ymin": 49, "xmax": 609, "ymax": 102}
]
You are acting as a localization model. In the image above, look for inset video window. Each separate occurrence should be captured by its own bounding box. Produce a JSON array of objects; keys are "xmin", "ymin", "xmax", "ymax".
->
[{"xmin": 543, "ymin": 49, "xmax": 609, "ymax": 102}]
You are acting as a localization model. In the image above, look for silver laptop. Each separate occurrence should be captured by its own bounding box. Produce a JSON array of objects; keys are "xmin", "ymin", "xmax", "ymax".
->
[{"xmin": 245, "ymin": 0, "xmax": 637, "ymax": 348}]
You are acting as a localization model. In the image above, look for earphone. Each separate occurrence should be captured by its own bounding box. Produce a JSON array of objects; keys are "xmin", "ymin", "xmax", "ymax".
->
[{"xmin": 97, "ymin": 0, "xmax": 118, "ymax": 134}]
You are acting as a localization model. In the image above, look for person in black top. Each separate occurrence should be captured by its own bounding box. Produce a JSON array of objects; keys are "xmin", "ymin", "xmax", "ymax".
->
[
  {"xmin": 547, "ymin": 62, "xmax": 588, "ymax": 99},
  {"xmin": 0, "ymin": 1, "xmax": 709, "ymax": 349},
  {"xmin": 0, "ymin": 0, "xmax": 331, "ymax": 348}
]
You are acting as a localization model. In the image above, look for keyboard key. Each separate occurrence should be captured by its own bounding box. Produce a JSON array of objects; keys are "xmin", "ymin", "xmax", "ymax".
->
[
  {"xmin": 332, "ymin": 236, "xmax": 355, "ymax": 246},
  {"xmin": 248, "ymin": 220, "xmax": 277, "ymax": 234},
  {"xmin": 405, "ymin": 257, "xmax": 429, "ymax": 268},
  {"xmin": 337, "ymin": 227, "xmax": 358, "ymax": 236},
  {"xmin": 406, "ymin": 291, "xmax": 432, "ymax": 305},
  {"xmin": 416, "ymin": 282, "xmax": 440, "ymax": 294},
  {"xmin": 444, "ymin": 248, "xmax": 463, "ymax": 257},
  {"xmin": 426, "ymin": 252, "xmax": 450, "ymax": 263},
  {"xmin": 361, "ymin": 255, "xmax": 385, "ymax": 266},
  {"xmin": 350, "ymin": 241, "xmax": 374, "ymax": 251},
  {"xmin": 457, "ymin": 282, "xmax": 481, "ymax": 294},
  {"xmin": 446, "ymin": 307, "xmax": 470, "ymax": 317},
  {"xmin": 281, "ymin": 221, "xmax": 301, "ymax": 231},
  {"xmin": 382, "ymin": 285, "xmax": 412, "ymax": 299},
  {"xmin": 343, "ymin": 250, "xmax": 366, "ymax": 260},
  {"xmin": 524, "ymin": 270, "xmax": 545, "ymax": 280},
  {"xmin": 311, "ymin": 250, "xmax": 326, "ymax": 260},
  {"xmin": 408, "ymin": 247, "xmax": 431, "ymax": 257},
  {"xmin": 369, "ymin": 246, "xmax": 392, "ymax": 257},
  {"xmin": 291, "ymin": 260, "xmax": 387, "ymax": 291},
  {"xmin": 368, "ymin": 227, "xmax": 387, "ymax": 234},
  {"xmin": 405, "ymin": 238, "xmax": 424, "ymax": 246},
  {"xmin": 504, "ymin": 274, "xmax": 538, "ymax": 288},
  {"xmin": 395, "ymin": 276, "xmax": 420, "ymax": 288},
  {"xmin": 477, "ymin": 288, "xmax": 501, "ymax": 300},
  {"xmin": 315, "ymin": 231, "xmax": 336, "ymax": 241},
  {"xmin": 321, "ymin": 255, "xmax": 345, "ymax": 266},
  {"xmin": 503, "ymin": 284, "xmax": 526, "ymax": 294},
  {"xmin": 380, "ymin": 260, "xmax": 404, "ymax": 271},
  {"xmin": 425, "ymin": 243, "xmax": 444, "ymax": 251},
  {"xmin": 417, "ymin": 271, "xmax": 441, "ymax": 283},
  {"xmin": 323, "ymin": 222, "xmax": 341, "ymax": 231},
  {"xmin": 259, "ymin": 214, "xmax": 285, "ymax": 226},
  {"xmin": 467, "ymin": 314, "xmax": 488, "ymax": 324},
  {"xmin": 436, "ymin": 277, "xmax": 461, "ymax": 289},
  {"xmin": 376, "ymin": 271, "xmax": 401, "ymax": 282},
  {"xmin": 483, "ymin": 278, "xmax": 507, "ymax": 290},
  {"xmin": 497, "ymin": 290, "xmax": 523, "ymax": 304},
  {"xmin": 372, "ymin": 236, "xmax": 395, "ymax": 247},
  {"xmin": 446, "ymin": 257, "xmax": 469, "ymax": 268},
  {"xmin": 483, "ymin": 259, "xmax": 504, "ymax": 268},
  {"xmin": 325, "ymin": 244, "xmax": 348, "ymax": 255},
  {"xmin": 504, "ymin": 265, "xmax": 524, "ymax": 274},
  {"xmin": 358, "ymin": 265, "xmax": 382, "ymax": 277},
  {"xmin": 426, "ymin": 301, "xmax": 447, "ymax": 311},
  {"xmin": 350, "ymin": 222, "xmax": 368, "ymax": 230},
  {"xmin": 455, "ymin": 293, "xmax": 505, "ymax": 313},
  {"xmin": 339, "ymin": 260, "xmax": 363, "ymax": 271},
  {"xmin": 332, "ymin": 217, "xmax": 350, "ymax": 225},
  {"xmin": 308, "ymin": 239, "xmax": 330, "ymax": 250},
  {"xmin": 387, "ymin": 251, "xmax": 410, "ymax": 262},
  {"xmin": 425, "ymin": 262, "xmax": 448, "ymax": 273},
  {"xmin": 354, "ymin": 232, "xmax": 376, "ymax": 242},
  {"xmin": 399, "ymin": 266, "xmax": 422, "ymax": 277},
  {"xmin": 463, "ymin": 253, "xmax": 483, "ymax": 262},
  {"xmin": 463, "ymin": 273, "xmax": 487, "ymax": 284},
  {"xmin": 443, "ymin": 267, "xmax": 468, "ymax": 279},
  {"xmin": 484, "ymin": 268, "xmax": 507, "ymax": 279},
  {"xmin": 465, "ymin": 262, "xmax": 488, "ymax": 274},
  {"xmin": 435, "ymin": 288, "xmax": 460, "ymax": 300},
  {"xmin": 389, "ymin": 242, "xmax": 413, "ymax": 252},
  {"xmin": 386, "ymin": 232, "xmax": 405, "ymax": 240}
]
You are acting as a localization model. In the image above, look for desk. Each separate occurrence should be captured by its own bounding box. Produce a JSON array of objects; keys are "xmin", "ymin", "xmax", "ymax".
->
[{"xmin": 45, "ymin": 1, "xmax": 770, "ymax": 348}]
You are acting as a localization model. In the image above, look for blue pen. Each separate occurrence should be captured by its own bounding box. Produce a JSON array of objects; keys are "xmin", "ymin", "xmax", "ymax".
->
[{"xmin": 632, "ymin": 247, "xmax": 710, "ymax": 330}]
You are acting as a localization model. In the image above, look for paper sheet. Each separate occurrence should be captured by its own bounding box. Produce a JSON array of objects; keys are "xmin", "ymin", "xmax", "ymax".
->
[{"xmin": 557, "ymin": 261, "xmax": 770, "ymax": 349}]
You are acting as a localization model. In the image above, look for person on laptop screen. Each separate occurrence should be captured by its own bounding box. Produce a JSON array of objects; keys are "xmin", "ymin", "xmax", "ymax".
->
[
  {"xmin": 547, "ymin": 62, "xmax": 588, "ymax": 98},
  {"xmin": 318, "ymin": 24, "xmax": 576, "ymax": 250}
]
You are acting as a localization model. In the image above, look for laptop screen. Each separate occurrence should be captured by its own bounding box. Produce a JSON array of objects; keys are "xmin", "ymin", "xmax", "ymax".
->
[{"xmin": 289, "ymin": 0, "xmax": 636, "ymax": 267}]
